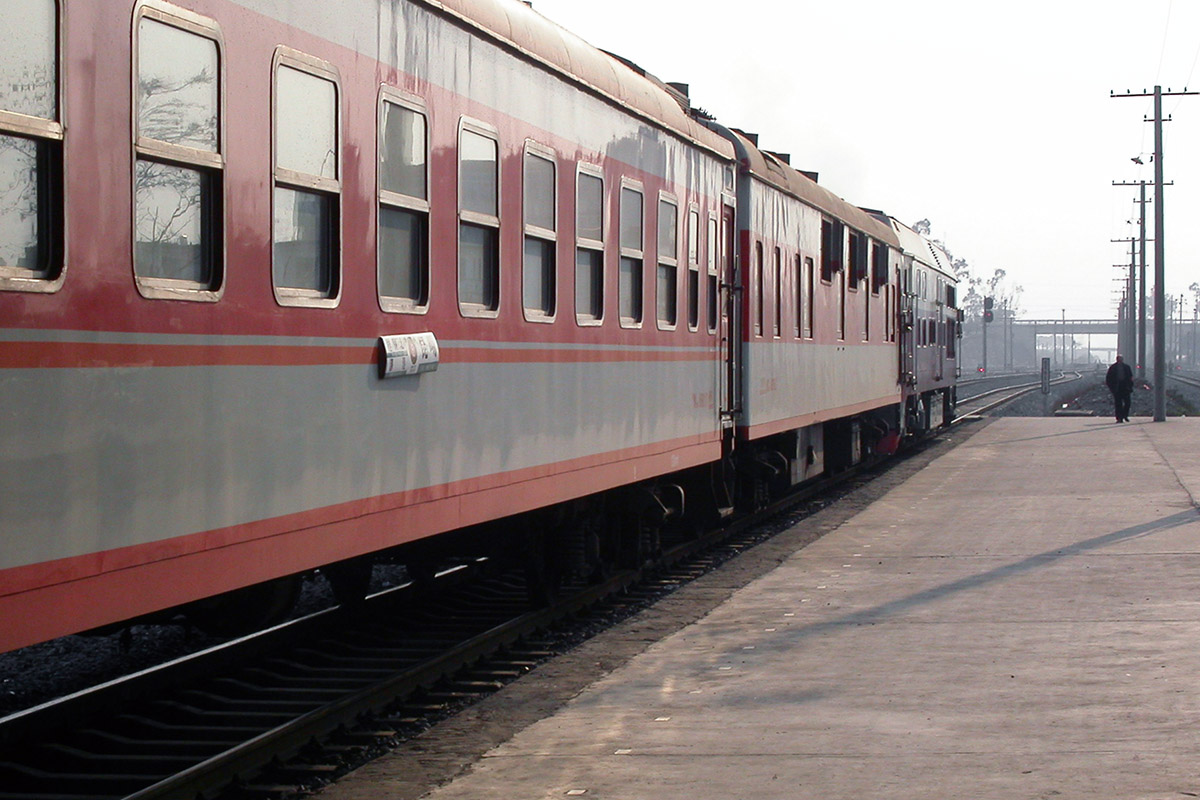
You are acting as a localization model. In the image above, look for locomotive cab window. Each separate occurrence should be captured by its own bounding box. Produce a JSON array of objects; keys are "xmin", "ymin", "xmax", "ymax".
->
[
  {"xmin": 575, "ymin": 166, "xmax": 604, "ymax": 324},
  {"xmin": 0, "ymin": 0, "xmax": 63, "ymax": 293},
  {"xmin": 523, "ymin": 145, "xmax": 556, "ymax": 321},
  {"xmin": 378, "ymin": 92, "xmax": 429, "ymax": 312},
  {"xmin": 272, "ymin": 51, "xmax": 341, "ymax": 307},
  {"xmin": 618, "ymin": 183, "xmax": 644, "ymax": 326},
  {"xmin": 459, "ymin": 123, "xmax": 500, "ymax": 315},
  {"xmin": 656, "ymin": 195, "xmax": 678, "ymax": 328}
]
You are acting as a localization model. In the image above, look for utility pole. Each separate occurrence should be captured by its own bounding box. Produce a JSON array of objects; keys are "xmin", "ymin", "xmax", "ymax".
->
[
  {"xmin": 1112, "ymin": 85, "xmax": 1197, "ymax": 420},
  {"xmin": 1110, "ymin": 236, "xmax": 1138, "ymax": 360},
  {"xmin": 1113, "ymin": 181, "xmax": 1157, "ymax": 379}
]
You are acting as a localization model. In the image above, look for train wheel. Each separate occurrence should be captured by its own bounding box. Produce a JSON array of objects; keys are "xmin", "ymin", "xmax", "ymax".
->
[
  {"xmin": 323, "ymin": 558, "xmax": 373, "ymax": 606},
  {"xmin": 524, "ymin": 527, "xmax": 564, "ymax": 607},
  {"xmin": 185, "ymin": 575, "xmax": 302, "ymax": 637}
]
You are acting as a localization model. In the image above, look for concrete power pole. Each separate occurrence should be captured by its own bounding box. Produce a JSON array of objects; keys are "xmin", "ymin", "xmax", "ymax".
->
[
  {"xmin": 1112, "ymin": 181, "xmax": 1156, "ymax": 379},
  {"xmin": 1112, "ymin": 85, "xmax": 1197, "ymax": 421}
]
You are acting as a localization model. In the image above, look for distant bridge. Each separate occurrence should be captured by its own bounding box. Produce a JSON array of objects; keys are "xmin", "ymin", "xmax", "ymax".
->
[{"xmin": 1012, "ymin": 319, "xmax": 1121, "ymax": 335}]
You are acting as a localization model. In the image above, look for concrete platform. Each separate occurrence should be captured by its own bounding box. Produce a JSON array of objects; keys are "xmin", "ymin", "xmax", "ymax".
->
[{"xmin": 321, "ymin": 418, "xmax": 1200, "ymax": 799}]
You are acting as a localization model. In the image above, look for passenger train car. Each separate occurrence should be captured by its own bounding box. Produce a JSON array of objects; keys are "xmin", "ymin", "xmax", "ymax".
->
[{"xmin": 0, "ymin": 0, "xmax": 957, "ymax": 654}]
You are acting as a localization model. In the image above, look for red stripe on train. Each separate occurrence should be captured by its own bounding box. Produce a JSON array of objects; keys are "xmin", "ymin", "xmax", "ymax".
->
[
  {"xmin": 0, "ymin": 435, "xmax": 720, "ymax": 652},
  {"xmin": 0, "ymin": 341, "xmax": 715, "ymax": 369}
]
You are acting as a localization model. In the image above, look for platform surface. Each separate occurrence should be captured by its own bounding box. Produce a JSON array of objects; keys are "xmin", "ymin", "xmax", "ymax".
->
[{"xmin": 322, "ymin": 418, "xmax": 1200, "ymax": 799}]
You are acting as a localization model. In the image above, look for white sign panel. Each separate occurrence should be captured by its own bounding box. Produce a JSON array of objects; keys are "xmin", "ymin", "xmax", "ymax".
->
[{"xmin": 378, "ymin": 332, "xmax": 440, "ymax": 379}]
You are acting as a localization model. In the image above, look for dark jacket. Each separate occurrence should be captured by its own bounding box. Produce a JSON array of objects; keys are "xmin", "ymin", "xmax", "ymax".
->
[{"xmin": 1106, "ymin": 361, "xmax": 1134, "ymax": 395}]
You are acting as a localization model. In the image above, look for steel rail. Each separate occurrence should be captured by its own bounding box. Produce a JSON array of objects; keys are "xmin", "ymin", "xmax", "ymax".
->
[
  {"xmin": 0, "ymin": 442, "xmax": 901, "ymax": 800},
  {"xmin": 952, "ymin": 372, "xmax": 1082, "ymax": 422}
]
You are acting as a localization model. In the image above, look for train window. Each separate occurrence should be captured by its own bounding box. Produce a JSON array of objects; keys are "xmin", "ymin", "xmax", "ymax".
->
[
  {"xmin": 793, "ymin": 254, "xmax": 802, "ymax": 338},
  {"xmin": 459, "ymin": 123, "xmax": 500, "ymax": 314},
  {"xmin": 947, "ymin": 319, "xmax": 957, "ymax": 358},
  {"xmin": 272, "ymin": 52, "xmax": 340, "ymax": 307},
  {"xmin": 846, "ymin": 230, "xmax": 863, "ymax": 289},
  {"xmin": 871, "ymin": 241, "xmax": 887, "ymax": 294},
  {"xmin": 618, "ymin": 184, "xmax": 643, "ymax": 326},
  {"xmin": 706, "ymin": 216, "xmax": 718, "ymax": 333},
  {"xmin": 523, "ymin": 146, "xmax": 556, "ymax": 320},
  {"xmin": 862, "ymin": 270, "xmax": 870, "ymax": 341},
  {"xmin": 803, "ymin": 256, "xmax": 814, "ymax": 338},
  {"xmin": 0, "ymin": 0, "xmax": 63, "ymax": 292},
  {"xmin": 773, "ymin": 247, "xmax": 782, "ymax": 337},
  {"xmin": 575, "ymin": 167, "xmax": 603, "ymax": 324},
  {"xmin": 687, "ymin": 208, "xmax": 699, "ymax": 331},
  {"xmin": 837, "ymin": 269, "xmax": 846, "ymax": 340},
  {"xmin": 378, "ymin": 93, "xmax": 429, "ymax": 312},
  {"xmin": 820, "ymin": 218, "xmax": 843, "ymax": 282},
  {"xmin": 753, "ymin": 241, "xmax": 764, "ymax": 336},
  {"xmin": 134, "ymin": 9, "xmax": 224, "ymax": 300},
  {"xmin": 656, "ymin": 196, "xmax": 678, "ymax": 328}
]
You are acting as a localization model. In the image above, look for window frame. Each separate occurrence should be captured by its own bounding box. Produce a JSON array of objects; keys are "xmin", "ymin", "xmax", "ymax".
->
[
  {"xmin": 457, "ymin": 117, "xmax": 501, "ymax": 318},
  {"xmin": 773, "ymin": 246, "xmax": 782, "ymax": 338},
  {"xmin": 871, "ymin": 240, "xmax": 887, "ymax": 294},
  {"xmin": 655, "ymin": 192, "xmax": 679, "ymax": 330},
  {"xmin": 377, "ymin": 87, "xmax": 430, "ymax": 314},
  {"xmin": 819, "ymin": 218, "xmax": 843, "ymax": 284},
  {"xmin": 686, "ymin": 205, "xmax": 700, "ymax": 332},
  {"xmin": 574, "ymin": 162, "xmax": 605, "ymax": 326},
  {"xmin": 618, "ymin": 179, "xmax": 644, "ymax": 328},
  {"xmin": 753, "ymin": 240, "xmax": 764, "ymax": 337},
  {"xmin": 270, "ymin": 47, "xmax": 342, "ymax": 309},
  {"xmin": 521, "ymin": 140, "xmax": 557, "ymax": 323},
  {"xmin": 131, "ymin": 2, "xmax": 226, "ymax": 301},
  {"xmin": 792, "ymin": 253, "xmax": 802, "ymax": 339},
  {"xmin": 802, "ymin": 255, "xmax": 815, "ymax": 339},
  {"xmin": 0, "ymin": 0, "xmax": 65, "ymax": 293}
]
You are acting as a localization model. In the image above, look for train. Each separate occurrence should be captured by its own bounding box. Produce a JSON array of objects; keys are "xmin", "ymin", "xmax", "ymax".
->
[{"xmin": 0, "ymin": 0, "xmax": 959, "ymax": 653}]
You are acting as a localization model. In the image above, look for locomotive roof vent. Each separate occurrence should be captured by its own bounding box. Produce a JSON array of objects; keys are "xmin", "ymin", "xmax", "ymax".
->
[{"xmin": 764, "ymin": 150, "xmax": 791, "ymax": 165}]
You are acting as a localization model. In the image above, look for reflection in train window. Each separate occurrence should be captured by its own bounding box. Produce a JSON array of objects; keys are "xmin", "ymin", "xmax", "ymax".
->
[
  {"xmin": 0, "ymin": 0, "xmax": 63, "ymax": 290},
  {"xmin": 273, "ymin": 55, "xmax": 340, "ymax": 306},
  {"xmin": 378, "ymin": 96, "xmax": 429, "ymax": 311}
]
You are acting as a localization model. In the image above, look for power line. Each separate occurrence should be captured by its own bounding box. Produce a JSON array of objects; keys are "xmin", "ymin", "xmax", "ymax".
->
[{"xmin": 1155, "ymin": 0, "xmax": 1175, "ymax": 83}]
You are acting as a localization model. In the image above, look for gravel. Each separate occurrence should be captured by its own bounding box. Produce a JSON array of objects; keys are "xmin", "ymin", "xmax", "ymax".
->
[{"xmin": 994, "ymin": 368, "xmax": 1200, "ymax": 419}]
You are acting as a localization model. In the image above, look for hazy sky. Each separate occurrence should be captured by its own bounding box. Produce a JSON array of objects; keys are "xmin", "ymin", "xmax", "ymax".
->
[{"xmin": 528, "ymin": 0, "xmax": 1200, "ymax": 322}]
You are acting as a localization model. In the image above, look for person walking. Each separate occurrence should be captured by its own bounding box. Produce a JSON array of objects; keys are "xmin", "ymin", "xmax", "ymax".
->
[{"xmin": 1105, "ymin": 355, "xmax": 1134, "ymax": 423}]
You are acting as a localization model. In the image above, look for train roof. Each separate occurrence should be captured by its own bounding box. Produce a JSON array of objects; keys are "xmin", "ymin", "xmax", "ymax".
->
[
  {"xmin": 879, "ymin": 216, "xmax": 958, "ymax": 281},
  {"xmin": 425, "ymin": 0, "xmax": 734, "ymax": 159},
  {"xmin": 716, "ymin": 127, "xmax": 900, "ymax": 248}
]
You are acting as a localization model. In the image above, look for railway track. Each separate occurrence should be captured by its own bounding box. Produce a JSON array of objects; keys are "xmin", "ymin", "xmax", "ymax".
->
[
  {"xmin": 0, "ymin": 452, "xmax": 914, "ymax": 800},
  {"xmin": 953, "ymin": 371, "xmax": 1081, "ymax": 420},
  {"xmin": 1169, "ymin": 371, "xmax": 1200, "ymax": 392}
]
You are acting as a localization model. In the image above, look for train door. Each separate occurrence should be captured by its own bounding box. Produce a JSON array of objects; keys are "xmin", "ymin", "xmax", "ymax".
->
[
  {"xmin": 936, "ymin": 302, "xmax": 946, "ymax": 382},
  {"xmin": 719, "ymin": 203, "xmax": 739, "ymax": 427}
]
